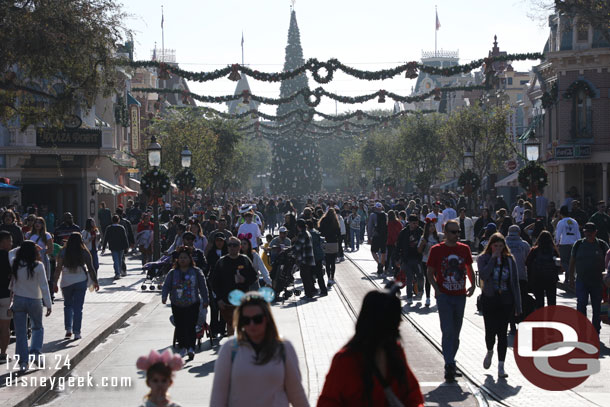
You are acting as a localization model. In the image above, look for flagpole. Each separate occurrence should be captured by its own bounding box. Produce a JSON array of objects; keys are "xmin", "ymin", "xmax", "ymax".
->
[
  {"xmin": 435, "ymin": 5, "xmax": 437, "ymax": 57},
  {"xmin": 241, "ymin": 32, "xmax": 244, "ymax": 65},
  {"xmin": 161, "ymin": 5, "xmax": 165, "ymax": 62}
]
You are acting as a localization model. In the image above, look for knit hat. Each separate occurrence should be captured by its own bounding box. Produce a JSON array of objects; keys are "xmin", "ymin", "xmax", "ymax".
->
[{"xmin": 508, "ymin": 224, "xmax": 520, "ymax": 236}]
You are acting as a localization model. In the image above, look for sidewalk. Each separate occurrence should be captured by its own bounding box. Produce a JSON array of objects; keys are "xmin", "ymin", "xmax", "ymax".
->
[
  {"xmin": 345, "ymin": 243, "xmax": 610, "ymax": 406},
  {"xmin": 1, "ymin": 251, "xmax": 155, "ymax": 406}
]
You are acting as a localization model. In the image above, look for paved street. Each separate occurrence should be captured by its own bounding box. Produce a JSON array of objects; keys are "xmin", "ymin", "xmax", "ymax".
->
[
  {"xmin": 346, "ymin": 244, "xmax": 610, "ymax": 407},
  {"xmin": 3, "ymin": 244, "xmax": 607, "ymax": 406}
]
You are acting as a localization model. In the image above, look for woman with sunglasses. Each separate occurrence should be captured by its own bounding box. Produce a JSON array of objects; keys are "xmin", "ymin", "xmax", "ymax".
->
[
  {"xmin": 477, "ymin": 233, "xmax": 522, "ymax": 378},
  {"xmin": 210, "ymin": 291, "xmax": 309, "ymax": 407},
  {"xmin": 318, "ymin": 287, "xmax": 424, "ymax": 406}
]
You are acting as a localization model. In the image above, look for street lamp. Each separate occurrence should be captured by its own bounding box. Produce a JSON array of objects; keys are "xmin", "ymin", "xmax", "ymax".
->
[
  {"xmin": 375, "ymin": 167, "xmax": 381, "ymax": 198},
  {"xmin": 463, "ymin": 147, "xmax": 474, "ymax": 170},
  {"xmin": 147, "ymin": 136, "xmax": 162, "ymax": 261},
  {"xmin": 525, "ymin": 132, "xmax": 541, "ymax": 216},
  {"xmin": 181, "ymin": 145, "xmax": 192, "ymax": 217}
]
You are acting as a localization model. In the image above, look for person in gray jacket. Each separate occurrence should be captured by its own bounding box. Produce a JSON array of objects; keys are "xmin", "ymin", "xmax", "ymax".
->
[
  {"xmin": 477, "ymin": 233, "xmax": 522, "ymax": 379},
  {"xmin": 504, "ymin": 224, "xmax": 531, "ymax": 332}
]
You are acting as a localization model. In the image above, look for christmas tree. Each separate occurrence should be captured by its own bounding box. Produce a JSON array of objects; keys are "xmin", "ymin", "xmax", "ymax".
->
[{"xmin": 270, "ymin": 10, "xmax": 322, "ymax": 196}]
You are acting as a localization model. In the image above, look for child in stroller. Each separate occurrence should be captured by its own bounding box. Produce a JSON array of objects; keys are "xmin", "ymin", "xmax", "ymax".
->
[
  {"xmin": 270, "ymin": 246, "xmax": 301, "ymax": 301},
  {"xmin": 141, "ymin": 254, "xmax": 173, "ymax": 291}
]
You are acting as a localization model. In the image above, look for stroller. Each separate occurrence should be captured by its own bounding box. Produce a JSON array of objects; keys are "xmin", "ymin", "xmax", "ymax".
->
[
  {"xmin": 141, "ymin": 254, "xmax": 173, "ymax": 291},
  {"xmin": 270, "ymin": 247, "xmax": 301, "ymax": 301},
  {"xmin": 170, "ymin": 304, "xmax": 214, "ymax": 350}
]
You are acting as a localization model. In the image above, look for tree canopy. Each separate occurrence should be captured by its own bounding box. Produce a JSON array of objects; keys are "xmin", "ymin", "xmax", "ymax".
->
[{"xmin": 0, "ymin": 0, "xmax": 127, "ymax": 127}]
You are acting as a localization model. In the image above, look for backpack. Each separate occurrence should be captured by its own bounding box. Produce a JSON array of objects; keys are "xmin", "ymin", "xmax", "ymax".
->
[
  {"xmin": 529, "ymin": 249, "xmax": 559, "ymax": 284},
  {"xmin": 170, "ymin": 268, "xmax": 198, "ymax": 307}
]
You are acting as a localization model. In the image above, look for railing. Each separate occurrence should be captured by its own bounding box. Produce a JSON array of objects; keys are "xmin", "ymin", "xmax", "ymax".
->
[{"xmin": 422, "ymin": 49, "xmax": 459, "ymax": 59}]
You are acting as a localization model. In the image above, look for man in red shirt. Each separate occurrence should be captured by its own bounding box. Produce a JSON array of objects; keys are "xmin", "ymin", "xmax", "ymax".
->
[{"xmin": 426, "ymin": 219, "xmax": 476, "ymax": 383}]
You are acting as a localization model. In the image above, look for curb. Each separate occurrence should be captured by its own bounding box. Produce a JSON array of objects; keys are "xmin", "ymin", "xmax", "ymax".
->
[
  {"xmin": 11, "ymin": 301, "xmax": 144, "ymax": 407},
  {"xmin": 343, "ymin": 254, "xmax": 499, "ymax": 407}
]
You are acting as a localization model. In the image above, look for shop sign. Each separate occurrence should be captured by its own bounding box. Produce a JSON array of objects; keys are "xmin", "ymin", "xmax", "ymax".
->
[
  {"xmin": 130, "ymin": 105, "xmax": 140, "ymax": 152},
  {"xmin": 37, "ymin": 128, "xmax": 102, "ymax": 148},
  {"xmin": 555, "ymin": 145, "xmax": 592, "ymax": 160}
]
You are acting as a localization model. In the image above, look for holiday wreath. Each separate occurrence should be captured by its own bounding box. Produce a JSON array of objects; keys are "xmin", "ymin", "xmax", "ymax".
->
[
  {"xmin": 141, "ymin": 169, "xmax": 171, "ymax": 196},
  {"xmin": 175, "ymin": 168, "xmax": 196, "ymax": 191},
  {"xmin": 518, "ymin": 161, "xmax": 548, "ymax": 193},
  {"xmin": 458, "ymin": 169, "xmax": 481, "ymax": 191}
]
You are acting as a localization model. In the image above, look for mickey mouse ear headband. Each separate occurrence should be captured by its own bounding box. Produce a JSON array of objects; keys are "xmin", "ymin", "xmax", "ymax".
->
[
  {"xmin": 136, "ymin": 349, "xmax": 183, "ymax": 372},
  {"xmin": 228, "ymin": 286, "xmax": 275, "ymax": 306}
]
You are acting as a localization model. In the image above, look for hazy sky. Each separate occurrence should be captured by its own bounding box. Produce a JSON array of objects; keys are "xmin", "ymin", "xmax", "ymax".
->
[{"xmin": 120, "ymin": 0, "xmax": 551, "ymax": 115}]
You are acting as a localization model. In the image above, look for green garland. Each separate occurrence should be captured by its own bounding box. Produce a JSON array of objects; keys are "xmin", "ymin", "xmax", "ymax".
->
[
  {"xmin": 174, "ymin": 168, "xmax": 196, "ymax": 191},
  {"xmin": 563, "ymin": 80, "xmax": 596, "ymax": 100},
  {"xmin": 133, "ymin": 84, "xmax": 486, "ymax": 108},
  {"xmin": 518, "ymin": 161, "xmax": 548, "ymax": 193},
  {"xmin": 122, "ymin": 53, "xmax": 542, "ymax": 84},
  {"xmin": 141, "ymin": 168, "xmax": 171, "ymax": 197},
  {"xmin": 458, "ymin": 169, "xmax": 481, "ymax": 191},
  {"xmin": 114, "ymin": 95, "xmax": 129, "ymax": 127}
]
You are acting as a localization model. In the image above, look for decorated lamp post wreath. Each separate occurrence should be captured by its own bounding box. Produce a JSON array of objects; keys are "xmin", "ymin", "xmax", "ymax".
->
[
  {"xmin": 458, "ymin": 169, "xmax": 480, "ymax": 213},
  {"xmin": 518, "ymin": 160, "xmax": 548, "ymax": 216}
]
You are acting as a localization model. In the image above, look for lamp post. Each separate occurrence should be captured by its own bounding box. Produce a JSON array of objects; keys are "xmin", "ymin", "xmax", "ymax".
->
[
  {"xmin": 525, "ymin": 133, "xmax": 541, "ymax": 217},
  {"xmin": 147, "ymin": 135, "xmax": 162, "ymax": 261},
  {"xmin": 463, "ymin": 147, "xmax": 474, "ymax": 170},
  {"xmin": 180, "ymin": 145, "xmax": 192, "ymax": 217},
  {"xmin": 375, "ymin": 167, "xmax": 381, "ymax": 198}
]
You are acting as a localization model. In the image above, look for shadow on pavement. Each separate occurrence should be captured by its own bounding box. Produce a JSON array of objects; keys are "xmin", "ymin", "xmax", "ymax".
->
[
  {"xmin": 483, "ymin": 374, "xmax": 522, "ymax": 398},
  {"xmin": 424, "ymin": 382, "xmax": 471, "ymax": 406},
  {"xmin": 188, "ymin": 359, "xmax": 215, "ymax": 377},
  {"xmin": 43, "ymin": 338, "xmax": 78, "ymax": 353}
]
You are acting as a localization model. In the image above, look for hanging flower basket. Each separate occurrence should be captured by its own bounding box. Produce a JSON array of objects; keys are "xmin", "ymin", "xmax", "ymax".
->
[
  {"xmin": 518, "ymin": 161, "xmax": 548, "ymax": 193},
  {"xmin": 458, "ymin": 169, "xmax": 480, "ymax": 192},
  {"xmin": 174, "ymin": 168, "xmax": 196, "ymax": 192},
  {"xmin": 141, "ymin": 169, "xmax": 171, "ymax": 197}
]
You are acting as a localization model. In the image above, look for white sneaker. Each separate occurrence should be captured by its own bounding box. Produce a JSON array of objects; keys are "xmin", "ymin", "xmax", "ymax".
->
[
  {"xmin": 425, "ymin": 298, "xmax": 431, "ymax": 307},
  {"xmin": 483, "ymin": 350, "xmax": 493, "ymax": 369}
]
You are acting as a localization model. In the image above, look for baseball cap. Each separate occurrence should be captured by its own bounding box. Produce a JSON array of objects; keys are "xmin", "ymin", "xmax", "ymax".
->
[
  {"xmin": 407, "ymin": 215, "xmax": 419, "ymax": 222},
  {"xmin": 164, "ymin": 203, "xmax": 171, "ymax": 209},
  {"xmin": 374, "ymin": 202, "xmax": 383, "ymax": 209},
  {"xmin": 213, "ymin": 232, "xmax": 226, "ymax": 241},
  {"xmin": 485, "ymin": 223, "xmax": 497, "ymax": 232},
  {"xmin": 279, "ymin": 226, "xmax": 288, "ymax": 233},
  {"xmin": 584, "ymin": 222, "xmax": 597, "ymax": 231}
]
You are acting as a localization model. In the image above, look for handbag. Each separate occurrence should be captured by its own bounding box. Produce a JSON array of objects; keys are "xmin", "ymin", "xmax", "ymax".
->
[{"xmin": 323, "ymin": 242, "xmax": 339, "ymax": 254}]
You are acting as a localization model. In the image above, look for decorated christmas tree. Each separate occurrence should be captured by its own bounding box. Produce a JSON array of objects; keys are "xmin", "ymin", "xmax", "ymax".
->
[{"xmin": 270, "ymin": 10, "xmax": 322, "ymax": 196}]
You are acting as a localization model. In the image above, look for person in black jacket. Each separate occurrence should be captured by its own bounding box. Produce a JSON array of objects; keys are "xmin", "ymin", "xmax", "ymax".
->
[
  {"xmin": 115, "ymin": 207, "xmax": 135, "ymax": 275},
  {"xmin": 210, "ymin": 236, "xmax": 257, "ymax": 336},
  {"xmin": 396, "ymin": 215, "xmax": 423, "ymax": 304},
  {"xmin": 101, "ymin": 215, "xmax": 129, "ymax": 280},
  {"xmin": 205, "ymin": 233, "xmax": 228, "ymax": 337},
  {"xmin": 0, "ymin": 210, "xmax": 23, "ymax": 248}
]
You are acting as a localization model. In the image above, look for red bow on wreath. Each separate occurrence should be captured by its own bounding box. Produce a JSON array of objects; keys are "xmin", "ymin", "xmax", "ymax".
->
[{"xmin": 238, "ymin": 233, "xmax": 252, "ymax": 241}]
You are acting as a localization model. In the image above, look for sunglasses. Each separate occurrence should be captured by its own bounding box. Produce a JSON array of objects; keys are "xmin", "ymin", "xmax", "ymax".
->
[
  {"xmin": 227, "ymin": 243, "xmax": 240, "ymax": 247},
  {"xmin": 241, "ymin": 314, "xmax": 265, "ymax": 326},
  {"xmin": 446, "ymin": 229, "xmax": 460, "ymax": 234}
]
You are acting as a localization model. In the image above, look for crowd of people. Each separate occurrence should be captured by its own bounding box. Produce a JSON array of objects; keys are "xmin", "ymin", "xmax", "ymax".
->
[{"xmin": 2, "ymin": 188, "xmax": 610, "ymax": 405}]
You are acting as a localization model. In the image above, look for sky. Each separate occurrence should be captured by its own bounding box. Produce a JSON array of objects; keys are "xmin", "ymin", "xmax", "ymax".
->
[{"xmin": 120, "ymin": 0, "xmax": 552, "ymax": 116}]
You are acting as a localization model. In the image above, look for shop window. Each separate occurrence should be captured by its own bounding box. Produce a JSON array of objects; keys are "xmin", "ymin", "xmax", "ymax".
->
[
  {"xmin": 548, "ymin": 108, "xmax": 552, "ymax": 143},
  {"xmin": 573, "ymin": 89, "xmax": 592, "ymax": 138},
  {"xmin": 508, "ymin": 77, "xmax": 513, "ymax": 85},
  {"xmin": 577, "ymin": 25, "xmax": 589, "ymax": 42}
]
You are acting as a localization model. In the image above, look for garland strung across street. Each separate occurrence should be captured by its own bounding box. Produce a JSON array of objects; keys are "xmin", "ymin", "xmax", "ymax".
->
[
  {"xmin": 124, "ymin": 52, "xmax": 543, "ymax": 84},
  {"xmin": 237, "ymin": 115, "xmax": 404, "ymax": 133},
  {"xmin": 170, "ymin": 105, "xmax": 434, "ymax": 123},
  {"xmin": 134, "ymin": 84, "xmax": 485, "ymax": 107}
]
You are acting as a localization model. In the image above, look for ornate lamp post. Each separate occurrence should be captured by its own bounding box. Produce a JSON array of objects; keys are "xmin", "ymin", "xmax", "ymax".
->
[
  {"xmin": 180, "ymin": 145, "xmax": 192, "ymax": 217},
  {"xmin": 525, "ymin": 133, "xmax": 541, "ymax": 216},
  {"xmin": 147, "ymin": 136, "xmax": 162, "ymax": 261}
]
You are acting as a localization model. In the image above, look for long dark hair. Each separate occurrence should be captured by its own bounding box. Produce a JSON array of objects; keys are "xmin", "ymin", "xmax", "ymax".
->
[
  {"xmin": 12, "ymin": 241, "xmax": 38, "ymax": 280},
  {"xmin": 533, "ymin": 230, "xmax": 559, "ymax": 256},
  {"xmin": 318, "ymin": 208, "xmax": 340, "ymax": 233},
  {"xmin": 423, "ymin": 220, "xmax": 439, "ymax": 242},
  {"xmin": 346, "ymin": 290, "xmax": 407, "ymax": 404},
  {"xmin": 85, "ymin": 218, "xmax": 98, "ymax": 234},
  {"xmin": 63, "ymin": 232, "xmax": 89, "ymax": 270},
  {"xmin": 32, "ymin": 217, "xmax": 49, "ymax": 245},
  {"xmin": 240, "ymin": 237, "xmax": 254, "ymax": 261}
]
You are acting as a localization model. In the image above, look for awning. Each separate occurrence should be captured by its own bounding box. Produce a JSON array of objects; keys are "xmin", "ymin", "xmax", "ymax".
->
[
  {"xmin": 95, "ymin": 178, "xmax": 122, "ymax": 195},
  {"xmin": 519, "ymin": 115, "xmax": 542, "ymax": 141},
  {"xmin": 0, "ymin": 183, "xmax": 19, "ymax": 191},
  {"xmin": 127, "ymin": 92, "xmax": 141, "ymax": 106},
  {"xmin": 128, "ymin": 178, "xmax": 141, "ymax": 193},
  {"xmin": 119, "ymin": 185, "xmax": 138, "ymax": 196},
  {"xmin": 495, "ymin": 171, "xmax": 520, "ymax": 188}
]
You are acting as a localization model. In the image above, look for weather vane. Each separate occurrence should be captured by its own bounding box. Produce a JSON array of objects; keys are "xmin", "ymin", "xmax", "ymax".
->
[{"xmin": 291, "ymin": 0, "xmax": 296, "ymax": 10}]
